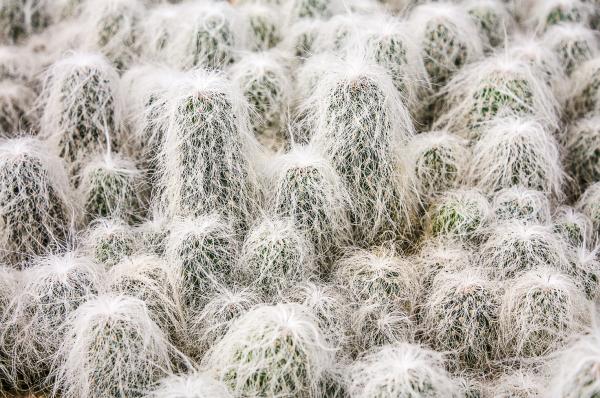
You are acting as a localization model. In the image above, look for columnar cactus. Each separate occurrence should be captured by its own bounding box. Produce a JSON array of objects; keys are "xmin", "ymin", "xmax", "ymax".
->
[
  {"xmin": 107, "ymin": 255, "xmax": 185, "ymax": 343},
  {"xmin": 52, "ymin": 294, "xmax": 173, "ymax": 398},
  {"xmin": 463, "ymin": 0, "xmax": 514, "ymax": 50},
  {"xmin": 314, "ymin": 13, "xmax": 374, "ymax": 55},
  {"xmin": 425, "ymin": 188, "xmax": 491, "ymax": 243},
  {"xmin": 492, "ymin": 186, "xmax": 552, "ymax": 224},
  {"xmin": 499, "ymin": 269, "xmax": 589, "ymax": 359},
  {"xmin": 544, "ymin": 23, "xmax": 598, "ymax": 76},
  {"xmin": 565, "ymin": 57, "xmax": 600, "ymax": 120},
  {"xmin": 165, "ymin": 214, "xmax": 238, "ymax": 309},
  {"xmin": 187, "ymin": 286, "xmax": 262, "ymax": 361},
  {"xmin": 83, "ymin": 218, "xmax": 136, "ymax": 267},
  {"xmin": 146, "ymin": 373, "xmax": 232, "ymax": 398},
  {"xmin": 466, "ymin": 118, "xmax": 564, "ymax": 197},
  {"xmin": 6, "ymin": 252, "xmax": 103, "ymax": 389},
  {"xmin": 0, "ymin": 81, "xmax": 36, "ymax": 135},
  {"xmin": 40, "ymin": 52, "xmax": 122, "ymax": 182},
  {"xmin": 157, "ymin": 69, "xmax": 260, "ymax": 228},
  {"xmin": 0, "ymin": 137, "xmax": 74, "ymax": 268},
  {"xmin": 564, "ymin": 116, "xmax": 600, "ymax": 193},
  {"xmin": 347, "ymin": 343, "xmax": 461, "ymax": 398},
  {"xmin": 80, "ymin": 0, "xmax": 143, "ymax": 68},
  {"xmin": 308, "ymin": 56, "xmax": 418, "ymax": 245},
  {"xmin": 240, "ymin": 3, "xmax": 282, "ymax": 51},
  {"xmin": 408, "ymin": 130, "xmax": 469, "ymax": 203},
  {"xmin": 238, "ymin": 216, "xmax": 316, "ymax": 296},
  {"xmin": 78, "ymin": 154, "xmax": 146, "ymax": 225},
  {"xmin": 420, "ymin": 268, "xmax": 499, "ymax": 371},
  {"xmin": 229, "ymin": 51, "xmax": 292, "ymax": 149},
  {"xmin": 435, "ymin": 56, "xmax": 559, "ymax": 139},
  {"xmin": 204, "ymin": 303, "xmax": 333, "ymax": 398},
  {"xmin": 479, "ymin": 221, "xmax": 570, "ymax": 280},
  {"xmin": 0, "ymin": 45, "xmax": 36, "ymax": 83},
  {"xmin": 0, "ymin": 264, "xmax": 18, "ymax": 386},
  {"xmin": 269, "ymin": 145, "xmax": 351, "ymax": 267},
  {"xmin": 408, "ymin": 2, "xmax": 483, "ymax": 88}
]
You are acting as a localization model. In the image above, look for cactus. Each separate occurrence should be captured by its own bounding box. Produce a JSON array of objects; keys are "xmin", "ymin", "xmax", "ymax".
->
[
  {"xmin": 139, "ymin": 4, "xmax": 182, "ymax": 62},
  {"xmin": 420, "ymin": 268, "xmax": 499, "ymax": 371},
  {"xmin": 435, "ymin": 56, "xmax": 559, "ymax": 139},
  {"xmin": 499, "ymin": 269, "xmax": 589, "ymax": 359},
  {"xmin": 83, "ymin": 218, "xmax": 136, "ymax": 267},
  {"xmin": 5, "ymin": 252, "xmax": 103, "ymax": 389},
  {"xmin": 230, "ymin": 51, "xmax": 292, "ymax": 149},
  {"xmin": 0, "ymin": 81, "xmax": 35, "ymax": 135},
  {"xmin": 79, "ymin": 154, "xmax": 146, "ymax": 225},
  {"xmin": 487, "ymin": 371, "xmax": 544, "ymax": 398},
  {"xmin": 530, "ymin": 0, "xmax": 591, "ymax": 32},
  {"xmin": 408, "ymin": 2, "xmax": 483, "ymax": 87},
  {"xmin": 187, "ymin": 286, "xmax": 262, "ymax": 361},
  {"xmin": 0, "ymin": 264, "xmax": 18, "ymax": 388},
  {"xmin": 553, "ymin": 206, "xmax": 593, "ymax": 249},
  {"xmin": 240, "ymin": 3, "xmax": 281, "ymax": 51},
  {"xmin": 425, "ymin": 189, "xmax": 491, "ymax": 243},
  {"xmin": 463, "ymin": 0, "xmax": 514, "ymax": 50},
  {"xmin": 492, "ymin": 186, "xmax": 551, "ymax": 224},
  {"xmin": 565, "ymin": 57, "xmax": 600, "ymax": 120},
  {"xmin": 238, "ymin": 216, "xmax": 316, "ymax": 297},
  {"xmin": 0, "ymin": 45, "xmax": 36, "ymax": 83},
  {"xmin": 287, "ymin": 0, "xmax": 335, "ymax": 22},
  {"xmin": 157, "ymin": 69, "xmax": 260, "ymax": 228},
  {"xmin": 146, "ymin": 372, "xmax": 232, "ymax": 398},
  {"xmin": 576, "ymin": 181, "xmax": 600, "ymax": 236},
  {"xmin": 281, "ymin": 19, "xmax": 324, "ymax": 60},
  {"xmin": 333, "ymin": 246, "xmax": 420, "ymax": 314},
  {"xmin": 347, "ymin": 343, "xmax": 461, "ymax": 398},
  {"xmin": 408, "ymin": 130, "xmax": 469, "ymax": 203},
  {"xmin": 165, "ymin": 214, "xmax": 238, "ymax": 309},
  {"xmin": 40, "ymin": 52, "xmax": 122, "ymax": 182},
  {"xmin": 52, "ymin": 295, "xmax": 174, "ymax": 398},
  {"xmin": 479, "ymin": 221, "xmax": 570, "ymax": 280},
  {"xmin": 544, "ymin": 23, "xmax": 598, "ymax": 76},
  {"xmin": 269, "ymin": 145, "xmax": 351, "ymax": 268},
  {"xmin": 204, "ymin": 303, "xmax": 333, "ymax": 398},
  {"xmin": 564, "ymin": 116, "xmax": 600, "ymax": 193},
  {"xmin": 134, "ymin": 213, "xmax": 170, "ymax": 256},
  {"xmin": 0, "ymin": 0, "xmax": 48, "ymax": 44},
  {"xmin": 466, "ymin": 118, "xmax": 564, "ymax": 197},
  {"xmin": 308, "ymin": 56, "xmax": 417, "ymax": 245},
  {"xmin": 108, "ymin": 255, "xmax": 185, "ymax": 343},
  {"xmin": 0, "ymin": 137, "xmax": 74, "ymax": 268}
]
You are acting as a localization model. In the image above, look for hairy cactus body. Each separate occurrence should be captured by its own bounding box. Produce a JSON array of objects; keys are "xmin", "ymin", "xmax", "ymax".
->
[
  {"xmin": 492, "ymin": 186, "xmax": 551, "ymax": 224},
  {"xmin": 83, "ymin": 218, "xmax": 136, "ymax": 267}
]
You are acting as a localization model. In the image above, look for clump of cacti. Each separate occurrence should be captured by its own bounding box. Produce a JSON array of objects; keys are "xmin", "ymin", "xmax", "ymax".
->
[
  {"xmin": 0, "ymin": 137, "xmax": 74, "ymax": 267},
  {"xmin": 204, "ymin": 303, "xmax": 333, "ymax": 398}
]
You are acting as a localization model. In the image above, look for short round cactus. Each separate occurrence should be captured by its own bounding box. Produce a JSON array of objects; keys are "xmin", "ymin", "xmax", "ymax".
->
[
  {"xmin": 187, "ymin": 286, "xmax": 262, "ymax": 361},
  {"xmin": 238, "ymin": 215, "xmax": 316, "ymax": 297},
  {"xmin": 229, "ymin": 51, "xmax": 292, "ymax": 149},
  {"xmin": 333, "ymin": 246, "xmax": 420, "ymax": 314},
  {"xmin": 564, "ymin": 116, "xmax": 600, "ymax": 193},
  {"xmin": 157, "ymin": 69, "xmax": 260, "ymax": 228},
  {"xmin": 466, "ymin": 118, "xmax": 564, "ymax": 197},
  {"xmin": 268, "ymin": 145, "xmax": 351, "ymax": 267},
  {"xmin": 6, "ymin": 252, "xmax": 103, "ymax": 389},
  {"xmin": 52, "ymin": 294, "xmax": 174, "ymax": 398},
  {"xmin": 107, "ymin": 254, "xmax": 185, "ymax": 343},
  {"xmin": 0, "ymin": 137, "xmax": 74, "ymax": 268},
  {"xmin": 78, "ymin": 153, "xmax": 146, "ymax": 225},
  {"xmin": 308, "ymin": 56, "xmax": 417, "ymax": 245},
  {"xmin": 492, "ymin": 186, "xmax": 552, "ymax": 224},
  {"xmin": 420, "ymin": 268, "xmax": 499, "ymax": 371},
  {"xmin": 139, "ymin": 4, "xmax": 182, "ymax": 63},
  {"xmin": 408, "ymin": 130, "xmax": 469, "ymax": 203},
  {"xmin": 39, "ymin": 52, "xmax": 122, "ymax": 182},
  {"xmin": 165, "ymin": 213, "xmax": 239, "ymax": 309},
  {"xmin": 425, "ymin": 188, "xmax": 491, "ymax": 243},
  {"xmin": 435, "ymin": 56, "xmax": 559, "ymax": 139},
  {"xmin": 499, "ymin": 268, "xmax": 589, "ymax": 359},
  {"xmin": 565, "ymin": 57, "xmax": 600, "ymax": 120},
  {"xmin": 83, "ymin": 218, "xmax": 136, "ymax": 267},
  {"xmin": 347, "ymin": 343, "xmax": 461, "ymax": 398},
  {"xmin": 408, "ymin": 2, "xmax": 483, "ymax": 87},
  {"xmin": 240, "ymin": 3, "xmax": 282, "ymax": 51},
  {"xmin": 204, "ymin": 303, "xmax": 333, "ymax": 398},
  {"xmin": 146, "ymin": 372, "xmax": 232, "ymax": 398},
  {"xmin": 544, "ymin": 23, "xmax": 598, "ymax": 76},
  {"xmin": 479, "ymin": 221, "xmax": 570, "ymax": 280}
]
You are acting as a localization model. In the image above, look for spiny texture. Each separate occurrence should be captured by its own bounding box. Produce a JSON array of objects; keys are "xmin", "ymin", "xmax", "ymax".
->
[
  {"xmin": 347, "ymin": 343, "xmax": 461, "ymax": 398},
  {"xmin": 78, "ymin": 154, "xmax": 146, "ymax": 225},
  {"xmin": 565, "ymin": 57, "xmax": 600, "ymax": 120},
  {"xmin": 204, "ymin": 303, "xmax": 333, "ymax": 398},
  {"xmin": 552, "ymin": 206, "xmax": 593, "ymax": 249},
  {"xmin": 0, "ymin": 137, "xmax": 73, "ymax": 268},
  {"xmin": 308, "ymin": 56, "xmax": 417, "ymax": 245},
  {"xmin": 0, "ymin": 80, "xmax": 36, "ymax": 135},
  {"xmin": 40, "ymin": 52, "xmax": 121, "ymax": 182},
  {"xmin": 576, "ymin": 181, "xmax": 600, "ymax": 236},
  {"xmin": 240, "ymin": 3, "xmax": 281, "ymax": 51},
  {"xmin": 564, "ymin": 116, "xmax": 600, "ymax": 193},
  {"xmin": 83, "ymin": 218, "xmax": 136, "ymax": 267},
  {"xmin": 492, "ymin": 186, "xmax": 552, "ymax": 224},
  {"xmin": 52, "ymin": 294, "xmax": 174, "ymax": 398},
  {"xmin": 146, "ymin": 372, "xmax": 232, "ymax": 398},
  {"xmin": 268, "ymin": 145, "xmax": 351, "ymax": 268},
  {"xmin": 529, "ymin": 0, "xmax": 592, "ymax": 32},
  {"xmin": 238, "ymin": 215, "xmax": 316, "ymax": 297},
  {"xmin": 544, "ymin": 23, "xmax": 598, "ymax": 76},
  {"xmin": 157, "ymin": 69, "xmax": 260, "ymax": 229},
  {"xmin": 463, "ymin": 0, "xmax": 514, "ymax": 50},
  {"xmin": 134, "ymin": 213, "xmax": 170, "ymax": 257}
]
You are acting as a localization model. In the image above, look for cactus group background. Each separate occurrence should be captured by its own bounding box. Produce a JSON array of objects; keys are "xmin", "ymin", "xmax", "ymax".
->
[{"xmin": 1, "ymin": 0, "xmax": 600, "ymax": 396}]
